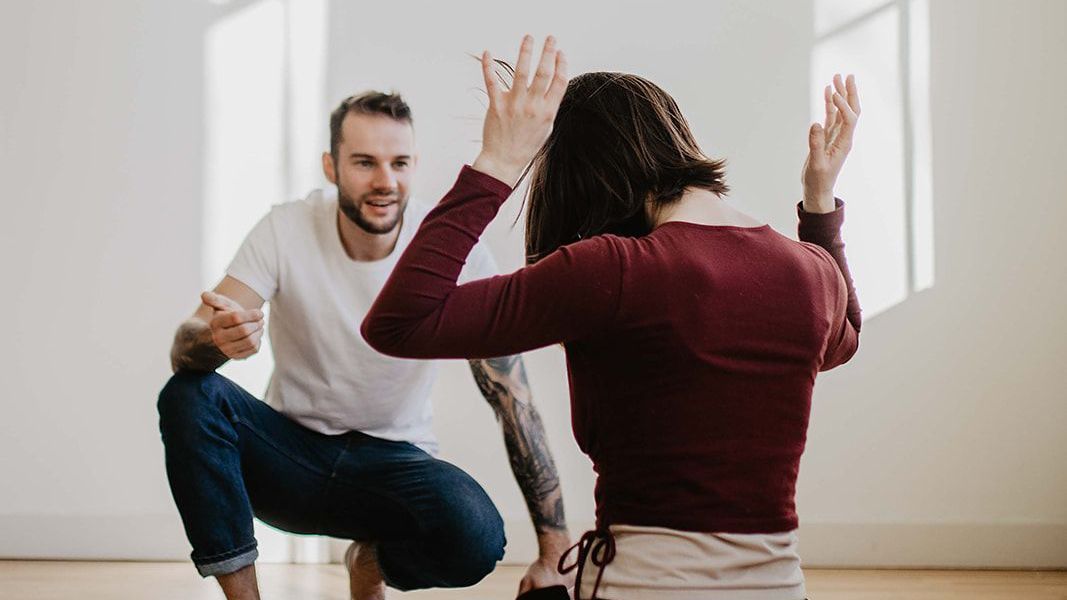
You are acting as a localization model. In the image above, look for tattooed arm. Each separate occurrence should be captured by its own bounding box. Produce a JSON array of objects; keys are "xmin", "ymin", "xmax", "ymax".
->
[
  {"xmin": 468, "ymin": 355, "xmax": 571, "ymax": 584},
  {"xmin": 170, "ymin": 319, "xmax": 230, "ymax": 372}
]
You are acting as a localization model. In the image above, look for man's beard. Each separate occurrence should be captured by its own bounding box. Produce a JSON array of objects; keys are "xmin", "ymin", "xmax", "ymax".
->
[{"xmin": 337, "ymin": 182, "xmax": 406, "ymax": 235}]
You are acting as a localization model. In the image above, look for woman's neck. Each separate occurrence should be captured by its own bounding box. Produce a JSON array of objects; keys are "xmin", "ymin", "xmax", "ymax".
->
[{"xmin": 651, "ymin": 188, "xmax": 765, "ymax": 229}]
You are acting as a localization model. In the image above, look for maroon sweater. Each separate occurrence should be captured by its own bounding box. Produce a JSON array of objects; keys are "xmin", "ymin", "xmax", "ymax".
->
[{"xmin": 363, "ymin": 166, "xmax": 861, "ymax": 533}]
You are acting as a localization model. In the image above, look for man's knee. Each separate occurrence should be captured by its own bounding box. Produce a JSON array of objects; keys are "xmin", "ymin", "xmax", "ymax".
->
[
  {"xmin": 157, "ymin": 371, "xmax": 228, "ymax": 433},
  {"xmin": 434, "ymin": 475, "xmax": 507, "ymax": 586},
  {"xmin": 451, "ymin": 524, "xmax": 506, "ymax": 587}
]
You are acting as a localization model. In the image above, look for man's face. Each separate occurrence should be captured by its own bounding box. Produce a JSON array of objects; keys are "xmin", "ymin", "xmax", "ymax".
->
[{"xmin": 328, "ymin": 113, "xmax": 415, "ymax": 235}]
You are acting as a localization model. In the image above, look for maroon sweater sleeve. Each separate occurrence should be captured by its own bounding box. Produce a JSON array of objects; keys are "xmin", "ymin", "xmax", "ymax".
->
[
  {"xmin": 362, "ymin": 165, "xmax": 625, "ymax": 359},
  {"xmin": 797, "ymin": 199, "xmax": 862, "ymax": 370}
]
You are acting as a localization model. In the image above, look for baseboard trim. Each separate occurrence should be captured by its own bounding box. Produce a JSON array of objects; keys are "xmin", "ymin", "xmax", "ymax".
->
[
  {"xmin": 3, "ymin": 515, "xmax": 1064, "ymax": 569},
  {"xmin": 796, "ymin": 521, "xmax": 1067, "ymax": 569},
  {"xmin": 0, "ymin": 515, "xmax": 191, "ymax": 561}
]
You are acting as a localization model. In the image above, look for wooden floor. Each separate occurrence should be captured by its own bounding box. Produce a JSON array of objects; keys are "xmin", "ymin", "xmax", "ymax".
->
[{"xmin": 1, "ymin": 562, "xmax": 1065, "ymax": 599}]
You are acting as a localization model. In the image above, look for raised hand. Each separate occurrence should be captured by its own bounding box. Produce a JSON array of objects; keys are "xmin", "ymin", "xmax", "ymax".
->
[
  {"xmin": 201, "ymin": 290, "xmax": 264, "ymax": 360},
  {"xmin": 802, "ymin": 73, "xmax": 861, "ymax": 214},
  {"xmin": 472, "ymin": 35, "xmax": 568, "ymax": 187}
]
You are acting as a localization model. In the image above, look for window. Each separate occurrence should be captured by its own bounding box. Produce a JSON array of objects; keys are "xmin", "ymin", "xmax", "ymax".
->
[
  {"xmin": 202, "ymin": 0, "xmax": 328, "ymax": 563},
  {"xmin": 812, "ymin": 0, "xmax": 934, "ymax": 318}
]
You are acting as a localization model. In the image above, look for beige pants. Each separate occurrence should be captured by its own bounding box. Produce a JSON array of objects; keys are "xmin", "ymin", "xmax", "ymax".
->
[{"xmin": 576, "ymin": 525, "xmax": 806, "ymax": 600}]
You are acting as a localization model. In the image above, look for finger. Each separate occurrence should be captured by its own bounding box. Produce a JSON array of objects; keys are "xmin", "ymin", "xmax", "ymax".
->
[
  {"xmin": 832, "ymin": 91, "xmax": 857, "ymax": 124},
  {"xmin": 845, "ymin": 73, "xmax": 861, "ymax": 115},
  {"xmin": 216, "ymin": 307, "xmax": 260, "ymax": 326},
  {"xmin": 217, "ymin": 320, "xmax": 263, "ymax": 344},
  {"xmin": 215, "ymin": 319, "xmax": 264, "ymax": 344},
  {"xmin": 230, "ymin": 327, "xmax": 264, "ymax": 358},
  {"xmin": 823, "ymin": 84, "xmax": 836, "ymax": 141},
  {"xmin": 244, "ymin": 327, "xmax": 265, "ymax": 350},
  {"xmin": 830, "ymin": 92, "xmax": 857, "ymax": 152},
  {"xmin": 833, "ymin": 73, "xmax": 847, "ymax": 98},
  {"xmin": 226, "ymin": 336, "xmax": 261, "ymax": 359},
  {"xmin": 512, "ymin": 34, "xmax": 534, "ymax": 93},
  {"xmin": 808, "ymin": 122, "xmax": 826, "ymax": 155},
  {"xmin": 529, "ymin": 36, "xmax": 557, "ymax": 97},
  {"xmin": 212, "ymin": 308, "xmax": 264, "ymax": 329},
  {"xmin": 201, "ymin": 290, "xmax": 238, "ymax": 312},
  {"xmin": 545, "ymin": 50, "xmax": 568, "ymax": 105},
  {"xmin": 481, "ymin": 51, "xmax": 503, "ymax": 108},
  {"xmin": 828, "ymin": 108, "xmax": 844, "ymax": 146}
]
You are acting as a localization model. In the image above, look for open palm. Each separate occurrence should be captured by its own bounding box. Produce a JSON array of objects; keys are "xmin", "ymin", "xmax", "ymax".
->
[{"xmin": 802, "ymin": 73, "xmax": 861, "ymax": 214}]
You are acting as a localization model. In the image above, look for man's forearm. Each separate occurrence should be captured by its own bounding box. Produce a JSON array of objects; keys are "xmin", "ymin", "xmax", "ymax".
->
[
  {"xmin": 170, "ymin": 319, "xmax": 228, "ymax": 373},
  {"xmin": 469, "ymin": 356, "xmax": 569, "ymax": 546}
]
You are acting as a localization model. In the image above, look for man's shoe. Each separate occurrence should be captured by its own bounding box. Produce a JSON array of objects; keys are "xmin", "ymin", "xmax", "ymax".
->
[{"xmin": 345, "ymin": 541, "xmax": 386, "ymax": 600}]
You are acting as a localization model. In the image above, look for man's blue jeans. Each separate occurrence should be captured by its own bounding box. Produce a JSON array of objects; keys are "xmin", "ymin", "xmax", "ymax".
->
[{"xmin": 157, "ymin": 370, "xmax": 506, "ymax": 590}]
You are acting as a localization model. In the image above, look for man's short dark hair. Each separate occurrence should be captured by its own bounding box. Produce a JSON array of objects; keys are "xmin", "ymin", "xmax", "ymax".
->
[{"xmin": 329, "ymin": 91, "xmax": 413, "ymax": 159}]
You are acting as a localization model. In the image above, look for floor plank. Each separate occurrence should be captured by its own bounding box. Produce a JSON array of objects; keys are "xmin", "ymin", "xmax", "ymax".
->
[{"xmin": 1, "ymin": 561, "xmax": 1065, "ymax": 599}]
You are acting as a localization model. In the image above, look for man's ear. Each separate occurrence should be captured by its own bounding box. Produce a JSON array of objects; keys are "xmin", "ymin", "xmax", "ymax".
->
[{"xmin": 322, "ymin": 151, "xmax": 337, "ymax": 184}]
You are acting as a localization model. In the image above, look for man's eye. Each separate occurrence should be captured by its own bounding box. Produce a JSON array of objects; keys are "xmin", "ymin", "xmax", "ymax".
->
[
  {"xmin": 356, "ymin": 160, "xmax": 374, "ymax": 167},
  {"xmin": 393, "ymin": 162, "xmax": 409, "ymax": 169}
]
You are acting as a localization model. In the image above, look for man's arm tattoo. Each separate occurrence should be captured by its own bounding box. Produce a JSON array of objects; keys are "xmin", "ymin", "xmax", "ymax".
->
[
  {"xmin": 170, "ymin": 321, "xmax": 228, "ymax": 373},
  {"xmin": 469, "ymin": 355, "xmax": 567, "ymax": 533}
]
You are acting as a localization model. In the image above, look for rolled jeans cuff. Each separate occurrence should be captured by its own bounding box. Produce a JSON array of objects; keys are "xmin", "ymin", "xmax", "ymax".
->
[{"xmin": 195, "ymin": 543, "xmax": 259, "ymax": 578}]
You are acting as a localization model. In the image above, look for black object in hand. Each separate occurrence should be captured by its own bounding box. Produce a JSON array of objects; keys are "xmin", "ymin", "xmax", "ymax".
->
[{"xmin": 515, "ymin": 585, "xmax": 570, "ymax": 600}]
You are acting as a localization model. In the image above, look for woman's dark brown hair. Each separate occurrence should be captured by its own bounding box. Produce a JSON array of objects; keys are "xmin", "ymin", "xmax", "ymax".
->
[{"xmin": 523, "ymin": 72, "xmax": 729, "ymax": 264}]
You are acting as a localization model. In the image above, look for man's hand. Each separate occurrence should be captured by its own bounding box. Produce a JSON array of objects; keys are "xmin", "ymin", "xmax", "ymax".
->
[
  {"xmin": 517, "ymin": 554, "xmax": 575, "ymax": 596},
  {"xmin": 802, "ymin": 73, "xmax": 861, "ymax": 214},
  {"xmin": 518, "ymin": 529, "xmax": 575, "ymax": 596},
  {"xmin": 202, "ymin": 291, "xmax": 264, "ymax": 359}
]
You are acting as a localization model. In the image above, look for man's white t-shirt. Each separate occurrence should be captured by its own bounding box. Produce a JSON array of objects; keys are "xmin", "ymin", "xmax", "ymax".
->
[{"xmin": 225, "ymin": 188, "xmax": 498, "ymax": 455}]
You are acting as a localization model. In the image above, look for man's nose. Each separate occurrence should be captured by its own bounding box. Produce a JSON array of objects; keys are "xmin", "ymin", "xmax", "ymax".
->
[{"xmin": 371, "ymin": 165, "xmax": 397, "ymax": 192}]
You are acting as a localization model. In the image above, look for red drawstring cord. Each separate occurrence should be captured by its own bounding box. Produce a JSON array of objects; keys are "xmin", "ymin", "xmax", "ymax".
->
[{"xmin": 558, "ymin": 529, "xmax": 616, "ymax": 600}]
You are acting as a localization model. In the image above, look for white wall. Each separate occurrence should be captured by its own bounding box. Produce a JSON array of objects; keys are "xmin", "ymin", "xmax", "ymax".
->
[
  {"xmin": 794, "ymin": 0, "xmax": 1067, "ymax": 567},
  {"xmin": 0, "ymin": 0, "xmax": 207, "ymax": 557},
  {"xmin": 0, "ymin": 0, "xmax": 1064, "ymax": 568}
]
